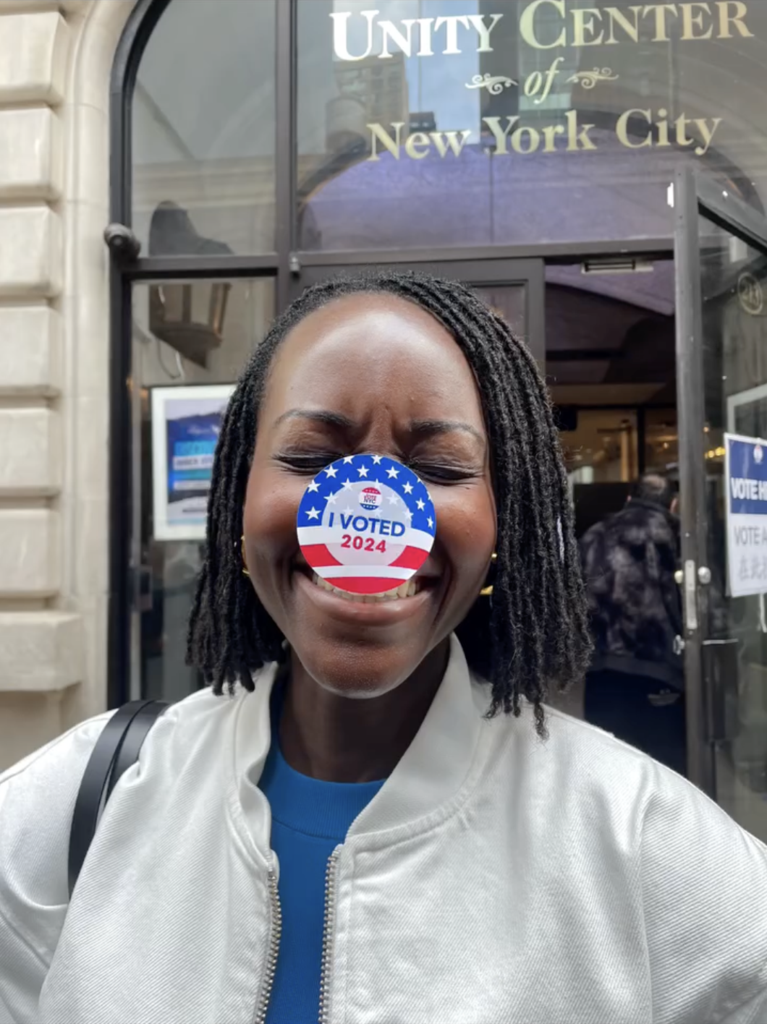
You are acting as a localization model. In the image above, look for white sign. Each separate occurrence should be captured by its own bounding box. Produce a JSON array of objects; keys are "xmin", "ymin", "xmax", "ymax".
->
[
  {"xmin": 725, "ymin": 432, "xmax": 767, "ymax": 598},
  {"xmin": 151, "ymin": 384, "xmax": 234, "ymax": 542}
]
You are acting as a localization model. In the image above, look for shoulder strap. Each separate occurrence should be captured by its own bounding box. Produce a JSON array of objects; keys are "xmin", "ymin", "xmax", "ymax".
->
[{"xmin": 67, "ymin": 699, "xmax": 168, "ymax": 898}]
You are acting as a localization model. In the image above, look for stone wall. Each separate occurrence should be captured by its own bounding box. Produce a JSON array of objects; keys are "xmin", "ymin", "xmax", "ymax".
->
[{"xmin": 0, "ymin": 0, "xmax": 135, "ymax": 769}]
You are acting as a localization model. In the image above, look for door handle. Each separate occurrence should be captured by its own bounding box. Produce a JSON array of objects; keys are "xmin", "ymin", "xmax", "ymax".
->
[{"xmin": 701, "ymin": 638, "xmax": 740, "ymax": 743}]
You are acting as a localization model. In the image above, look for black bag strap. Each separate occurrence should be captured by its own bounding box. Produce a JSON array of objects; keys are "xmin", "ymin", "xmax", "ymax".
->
[{"xmin": 67, "ymin": 699, "xmax": 168, "ymax": 898}]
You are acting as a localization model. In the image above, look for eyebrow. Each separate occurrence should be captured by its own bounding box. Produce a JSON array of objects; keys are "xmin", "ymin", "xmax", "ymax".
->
[
  {"xmin": 273, "ymin": 409, "xmax": 356, "ymax": 430},
  {"xmin": 410, "ymin": 418, "xmax": 486, "ymax": 448},
  {"xmin": 273, "ymin": 410, "xmax": 486, "ymax": 448}
]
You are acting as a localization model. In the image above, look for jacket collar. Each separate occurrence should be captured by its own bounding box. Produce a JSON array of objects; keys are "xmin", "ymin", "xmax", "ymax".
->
[
  {"xmin": 233, "ymin": 635, "xmax": 486, "ymax": 852},
  {"xmin": 626, "ymin": 498, "xmax": 680, "ymax": 531}
]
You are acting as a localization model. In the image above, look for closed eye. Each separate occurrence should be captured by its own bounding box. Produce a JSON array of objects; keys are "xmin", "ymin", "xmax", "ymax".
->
[
  {"xmin": 274, "ymin": 453, "xmax": 340, "ymax": 474},
  {"xmin": 409, "ymin": 462, "xmax": 481, "ymax": 483}
]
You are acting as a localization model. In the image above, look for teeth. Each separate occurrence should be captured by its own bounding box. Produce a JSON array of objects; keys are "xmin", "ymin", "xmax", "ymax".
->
[{"xmin": 311, "ymin": 574, "xmax": 418, "ymax": 602}]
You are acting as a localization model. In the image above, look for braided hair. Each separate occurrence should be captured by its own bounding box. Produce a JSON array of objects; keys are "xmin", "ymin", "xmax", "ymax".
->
[{"xmin": 187, "ymin": 269, "xmax": 592, "ymax": 735}]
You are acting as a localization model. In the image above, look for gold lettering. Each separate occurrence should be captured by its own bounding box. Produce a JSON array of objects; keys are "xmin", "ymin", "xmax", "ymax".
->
[
  {"xmin": 675, "ymin": 113, "xmax": 694, "ymax": 148},
  {"xmin": 329, "ymin": 10, "xmax": 376, "ymax": 62},
  {"xmin": 519, "ymin": 0, "xmax": 566, "ymax": 49},
  {"xmin": 434, "ymin": 14, "xmax": 470, "ymax": 54},
  {"xmin": 430, "ymin": 129, "xmax": 473, "ymax": 158},
  {"xmin": 681, "ymin": 2, "xmax": 713, "ymax": 39},
  {"xmin": 692, "ymin": 116, "xmax": 723, "ymax": 155},
  {"xmin": 604, "ymin": 5, "xmax": 643, "ymax": 43},
  {"xmin": 379, "ymin": 18, "xmax": 417, "ymax": 59},
  {"xmin": 482, "ymin": 115, "xmax": 520, "ymax": 155},
  {"xmin": 367, "ymin": 122, "xmax": 405, "ymax": 161},
  {"xmin": 404, "ymin": 131, "xmax": 431, "ymax": 159},
  {"xmin": 642, "ymin": 4, "xmax": 679, "ymax": 42},
  {"xmin": 656, "ymin": 107, "xmax": 671, "ymax": 146},
  {"xmin": 566, "ymin": 110, "xmax": 597, "ymax": 151},
  {"xmin": 542, "ymin": 124, "xmax": 566, "ymax": 151},
  {"xmin": 511, "ymin": 126, "xmax": 541, "ymax": 154},
  {"xmin": 717, "ymin": 1, "xmax": 754, "ymax": 38},
  {"xmin": 616, "ymin": 108, "xmax": 653, "ymax": 148},
  {"xmin": 466, "ymin": 13, "xmax": 504, "ymax": 52},
  {"xmin": 572, "ymin": 8, "xmax": 604, "ymax": 46},
  {"xmin": 416, "ymin": 17, "xmax": 435, "ymax": 56}
]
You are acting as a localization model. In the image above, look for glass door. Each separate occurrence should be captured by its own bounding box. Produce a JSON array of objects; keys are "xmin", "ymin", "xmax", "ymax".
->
[
  {"xmin": 128, "ymin": 277, "xmax": 276, "ymax": 704},
  {"xmin": 294, "ymin": 260, "xmax": 546, "ymax": 368},
  {"xmin": 675, "ymin": 167, "xmax": 767, "ymax": 841}
]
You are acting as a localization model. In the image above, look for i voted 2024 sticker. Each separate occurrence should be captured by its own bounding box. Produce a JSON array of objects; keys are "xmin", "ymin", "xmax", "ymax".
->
[{"xmin": 297, "ymin": 454, "xmax": 436, "ymax": 595}]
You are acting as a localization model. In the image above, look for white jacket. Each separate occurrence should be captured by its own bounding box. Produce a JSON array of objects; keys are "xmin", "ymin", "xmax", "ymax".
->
[{"xmin": 1, "ymin": 636, "xmax": 767, "ymax": 1024}]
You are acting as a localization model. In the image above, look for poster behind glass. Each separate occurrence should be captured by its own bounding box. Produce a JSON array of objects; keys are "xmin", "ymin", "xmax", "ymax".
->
[{"xmin": 151, "ymin": 384, "xmax": 234, "ymax": 542}]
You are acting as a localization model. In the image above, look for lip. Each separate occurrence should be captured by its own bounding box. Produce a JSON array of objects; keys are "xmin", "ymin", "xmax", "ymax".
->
[{"xmin": 293, "ymin": 568, "xmax": 435, "ymax": 628}]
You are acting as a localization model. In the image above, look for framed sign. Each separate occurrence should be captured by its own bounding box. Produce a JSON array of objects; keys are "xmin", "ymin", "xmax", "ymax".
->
[{"xmin": 151, "ymin": 384, "xmax": 235, "ymax": 541}]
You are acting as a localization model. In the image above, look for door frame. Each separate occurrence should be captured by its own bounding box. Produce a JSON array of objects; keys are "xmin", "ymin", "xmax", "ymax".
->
[
  {"xmin": 293, "ymin": 259, "xmax": 546, "ymax": 369},
  {"xmin": 674, "ymin": 165, "xmax": 767, "ymax": 793}
]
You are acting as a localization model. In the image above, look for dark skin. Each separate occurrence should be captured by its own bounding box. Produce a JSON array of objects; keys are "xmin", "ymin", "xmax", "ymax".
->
[{"xmin": 242, "ymin": 294, "xmax": 496, "ymax": 782}]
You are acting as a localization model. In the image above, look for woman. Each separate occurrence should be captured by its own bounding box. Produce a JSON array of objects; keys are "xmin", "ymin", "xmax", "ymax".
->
[{"xmin": 1, "ymin": 271, "xmax": 766, "ymax": 1024}]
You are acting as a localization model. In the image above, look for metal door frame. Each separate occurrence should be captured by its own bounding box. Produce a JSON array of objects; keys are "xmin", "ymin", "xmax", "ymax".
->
[
  {"xmin": 674, "ymin": 166, "xmax": 767, "ymax": 793},
  {"xmin": 294, "ymin": 259, "xmax": 546, "ymax": 368}
]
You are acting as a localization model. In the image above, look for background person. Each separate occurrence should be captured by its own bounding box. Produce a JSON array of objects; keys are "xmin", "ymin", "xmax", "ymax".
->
[
  {"xmin": 580, "ymin": 472, "xmax": 686, "ymax": 773},
  {"xmin": 1, "ymin": 276, "xmax": 766, "ymax": 1024}
]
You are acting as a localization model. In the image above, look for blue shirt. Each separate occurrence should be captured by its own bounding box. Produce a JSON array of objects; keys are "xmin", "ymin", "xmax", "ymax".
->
[{"xmin": 259, "ymin": 710, "xmax": 385, "ymax": 1024}]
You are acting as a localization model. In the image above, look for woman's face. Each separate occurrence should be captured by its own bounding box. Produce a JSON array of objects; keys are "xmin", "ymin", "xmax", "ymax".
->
[{"xmin": 242, "ymin": 293, "xmax": 496, "ymax": 698}]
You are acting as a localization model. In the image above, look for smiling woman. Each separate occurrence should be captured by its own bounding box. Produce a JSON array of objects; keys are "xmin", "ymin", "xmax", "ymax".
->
[
  {"xmin": 2, "ymin": 272, "xmax": 767, "ymax": 1024},
  {"xmin": 188, "ymin": 270, "xmax": 589, "ymax": 729}
]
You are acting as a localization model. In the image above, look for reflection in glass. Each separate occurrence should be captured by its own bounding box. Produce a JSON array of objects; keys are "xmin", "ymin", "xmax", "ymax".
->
[
  {"xmin": 297, "ymin": 0, "xmax": 765, "ymax": 251},
  {"xmin": 698, "ymin": 215, "xmax": 767, "ymax": 841},
  {"xmin": 133, "ymin": 0, "xmax": 276, "ymax": 255},
  {"xmin": 131, "ymin": 280, "xmax": 275, "ymax": 704}
]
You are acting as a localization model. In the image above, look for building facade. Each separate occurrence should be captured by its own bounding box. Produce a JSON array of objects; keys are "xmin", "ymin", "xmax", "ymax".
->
[{"xmin": 2, "ymin": 0, "xmax": 767, "ymax": 840}]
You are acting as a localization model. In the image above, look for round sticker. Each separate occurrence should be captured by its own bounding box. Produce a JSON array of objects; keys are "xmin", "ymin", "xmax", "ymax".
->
[{"xmin": 297, "ymin": 454, "xmax": 436, "ymax": 595}]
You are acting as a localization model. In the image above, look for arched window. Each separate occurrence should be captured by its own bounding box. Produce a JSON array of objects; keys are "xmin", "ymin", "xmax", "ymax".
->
[{"xmin": 108, "ymin": 0, "xmax": 283, "ymax": 707}]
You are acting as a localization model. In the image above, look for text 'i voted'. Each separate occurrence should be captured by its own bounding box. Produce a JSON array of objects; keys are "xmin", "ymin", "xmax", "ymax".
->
[{"xmin": 296, "ymin": 454, "xmax": 436, "ymax": 595}]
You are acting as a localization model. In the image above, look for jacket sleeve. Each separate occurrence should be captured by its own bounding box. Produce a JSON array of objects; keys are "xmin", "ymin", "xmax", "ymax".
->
[
  {"xmin": 640, "ymin": 765, "xmax": 767, "ymax": 1024},
  {"xmin": 579, "ymin": 524, "xmax": 612, "ymax": 646},
  {"xmin": 0, "ymin": 716, "xmax": 109, "ymax": 1024}
]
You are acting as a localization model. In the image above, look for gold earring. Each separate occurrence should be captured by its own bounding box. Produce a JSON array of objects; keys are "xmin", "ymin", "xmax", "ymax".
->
[
  {"xmin": 480, "ymin": 552, "xmax": 497, "ymax": 597},
  {"xmin": 241, "ymin": 536, "xmax": 250, "ymax": 577}
]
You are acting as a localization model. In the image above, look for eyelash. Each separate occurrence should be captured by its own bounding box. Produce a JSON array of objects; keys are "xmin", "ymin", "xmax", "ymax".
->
[
  {"xmin": 276, "ymin": 453, "xmax": 341, "ymax": 474},
  {"xmin": 276, "ymin": 453, "xmax": 477, "ymax": 484},
  {"xmin": 410, "ymin": 462, "xmax": 477, "ymax": 484}
]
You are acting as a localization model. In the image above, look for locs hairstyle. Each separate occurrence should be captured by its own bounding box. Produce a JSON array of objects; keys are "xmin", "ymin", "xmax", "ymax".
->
[{"xmin": 187, "ymin": 270, "xmax": 592, "ymax": 735}]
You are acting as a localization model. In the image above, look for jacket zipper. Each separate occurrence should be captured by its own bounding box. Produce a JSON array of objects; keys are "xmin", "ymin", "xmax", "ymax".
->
[
  {"xmin": 254, "ymin": 866, "xmax": 283, "ymax": 1024},
  {"xmin": 318, "ymin": 846, "xmax": 341, "ymax": 1024}
]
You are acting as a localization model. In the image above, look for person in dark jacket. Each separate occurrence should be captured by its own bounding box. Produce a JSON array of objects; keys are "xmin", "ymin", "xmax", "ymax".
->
[{"xmin": 580, "ymin": 473, "xmax": 686, "ymax": 774}]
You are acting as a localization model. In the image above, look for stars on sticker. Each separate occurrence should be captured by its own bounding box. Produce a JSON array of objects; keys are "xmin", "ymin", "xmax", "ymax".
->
[
  {"xmin": 387, "ymin": 494, "xmax": 399, "ymax": 505},
  {"xmin": 405, "ymin": 508, "xmax": 413, "ymax": 520},
  {"xmin": 403, "ymin": 482, "xmax": 413, "ymax": 495},
  {"xmin": 416, "ymin": 499, "xmax": 425, "ymax": 511},
  {"xmin": 307, "ymin": 480, "xmax": 320, "ymax": 493},
  {"xmin": 343, "ymin": 456, "xmax": 354, "ymax": 464},
  {"xmin": 357, "ymin": 465, "xmax": 369, "ymax": 478},
  {"xmin": 341, "ymin": 479, "xmax": 353, "ymax": 491},
  {"xmin": 306, "ymin": 507, "xmax": 320, "ymax": 521},
  {"xmin": 372, "ymin": 455, "xmax": 383, "ymax": 465},
  {"xmin": 325, "ymin": 493, "xmax": 338, "ymax": 505},
  {"xmin": 428, "ymin": 517, "xmax": 434, "ymax": 529},
  {"xmin": 343, "ymin": 506, "xmax": 355, "ymax": 516},
  {"xmin": 386, "ymin": 466, "xmax": 399, "ymax": 479},
  {"xmin": 325, "ymin": 465, "xmax": 338, "ymax": 478}
]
